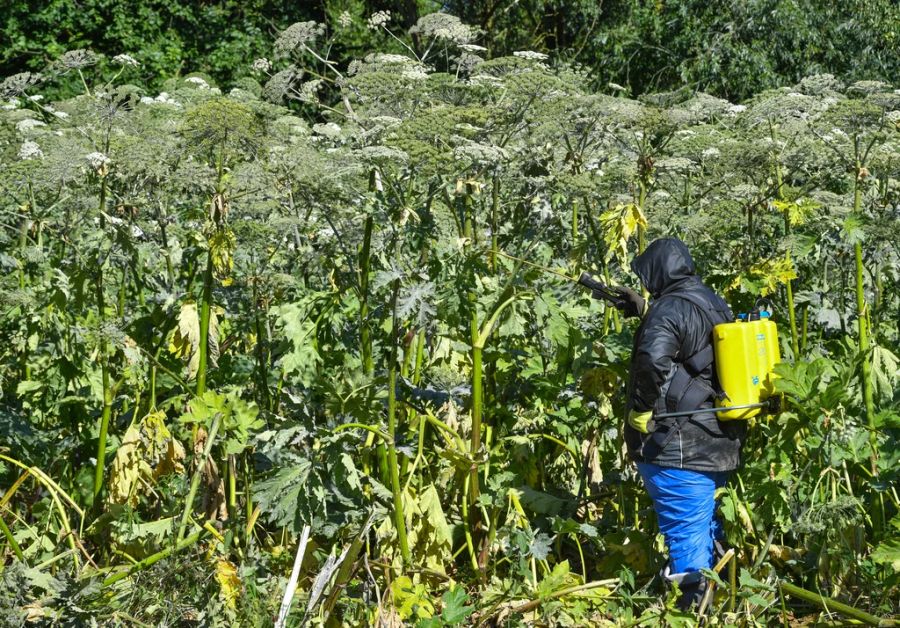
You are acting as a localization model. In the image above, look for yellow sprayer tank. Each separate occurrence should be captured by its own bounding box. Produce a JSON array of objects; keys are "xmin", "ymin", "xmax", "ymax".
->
[{"xmin": 713, "ymin": 313, "xmax": 780, "ymax": 420}]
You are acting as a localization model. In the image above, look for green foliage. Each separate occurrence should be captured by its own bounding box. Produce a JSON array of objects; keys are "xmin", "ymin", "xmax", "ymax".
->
[{"xmin": 0, "ymin": 12, "xmax": 898, "ymax": 626}]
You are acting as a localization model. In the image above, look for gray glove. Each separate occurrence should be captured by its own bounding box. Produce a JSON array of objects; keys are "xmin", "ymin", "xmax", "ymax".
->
[{"xmin": 612, "ymin": 286, "xmax": 645, "ymax": 319}]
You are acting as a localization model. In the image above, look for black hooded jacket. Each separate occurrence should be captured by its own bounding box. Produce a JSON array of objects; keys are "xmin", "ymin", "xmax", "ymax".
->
[{"xmin": 624, "ymin": 238, "xmax": 746, "ymax": 473}]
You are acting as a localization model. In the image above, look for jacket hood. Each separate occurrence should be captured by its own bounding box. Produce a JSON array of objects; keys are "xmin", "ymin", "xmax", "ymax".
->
[{"xmin": 630, "ymin": 238, "xmax": 696, "ymax": 297}]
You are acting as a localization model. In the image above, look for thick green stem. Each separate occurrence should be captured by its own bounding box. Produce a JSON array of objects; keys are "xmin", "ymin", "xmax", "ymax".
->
[
  {"xmin": 92, "ymin": 176, "xmax": 113, "ymax": 506},
  {"xmin": 0, "ymin": 510, "xmax": 24, "ymax": 562},
  {"xmin": 800, "ymin": 304, "xmax": 809, "ymax": 354},
  {"xmin": 159, "ymin": 201, "xmax": 175, "ymax": 288},
  {"xmin": 93, "ymin": 358, "xmax": 113, "ymax": 504},
  {"xmin": 196, "ymin": 252, "xmax": 214, "ymax": 396},
  {"xmin": 491, "ymin": 177, "xmax": 500, "ymax": 272},
  {"xmin": 852, "ymin": 175, "xmax": 877, "ymax": 480},
  {"xmin": 785, "ymin": 258, "xmax": 800, "ymax": 357},
  {"xmin": 571, "ymin": 197, "xmax": 579, "ymax": 242},
  {"xmin": 177, "ymin": 414, "xmax": 221, "ymax": 542},
  {"xmin": 855, "ymin": 240, "xmax": 877, "ymax": 474},
  {"xmin": 359, "ymin": 215, "xmax": 374, "ymax": 375},
  {"xmin": 637, "ymin": 179, "xmax": 648, "ymax": 255},
  {"xmin": 104, "ymin": 529, "xmax": 207, "ymax": 587},
  {"xmin": 388, "ymin": 280, "xmax": 411, "ymax": 566},
  {"xmin": 227, "ymin": 454, "xmax": 237, "ymax": 520},
  {"xmin": 779, "ymin": 581, "xmax": 894, "ymax": 626},
  {"xmin": 252, "ymin": 283, "xmax": 271, "ymax": 410},
  {"xmin": 774, "ymin": 156, "xmax": 801, "ymax": 358},
  {"xmin": 359, "ymin": 170, "xmax": 378, "ymax": 376},
  {"xmin": 463, "ymin": 186, "xmax": 482, "ymax": 506},
  {"xmin": 412, "ymin": 328, "xmax": 425, "ymax": 386},
  {"xmin": 18, "ymin": 195, "xmax": 29, "ymax": 291},
  {"xmin": 470, "ymin": 345, "xmax": 483, "ymax": 505}
]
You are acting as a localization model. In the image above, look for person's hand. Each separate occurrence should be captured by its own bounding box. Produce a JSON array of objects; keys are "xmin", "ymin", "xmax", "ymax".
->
[
  {"xmin": 627, "ymin": 409, "xmax": 654, "ymax": 434},
  {"xmin": 613, "ymin": 286, "xmax": 645, "ymax": 319}
]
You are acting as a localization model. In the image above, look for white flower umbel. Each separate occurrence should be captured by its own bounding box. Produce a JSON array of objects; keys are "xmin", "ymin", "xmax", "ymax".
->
[
  {"xmin": 367, "ymin": 10, "xmax": 391, "ymax": 30},
  {"xmin": 18, "ymin": 141, "xmax": 43, "ymax": 160},
  {"xmin": 312, "ymin": 122, "xmax": 342, "ymax": 138},
  {"xmin": 85, "ymin": 152, "xmax": 111, "ymax": 169},
  {"xmin": 15, "ymin": 118, "xmax": 46, "ymax": 133},
  {"xmin": 185, "ymin": 76, "xmax": 210, "ymax": 89},
  {"xmin": 338, "ymin": 11, "xmax": 352, "ymax": 28},
  {"xmin": 410, "ymin": 13, "xmax": 474, "ymax": 45},
  {"xmin": 252, "ymin": 58, "xmax": 272, "ymax": 73},
  {"xmin": 112, "ymin": 54, "xmax": 140, "ymax": 67},
  {"xmin": 513, "ymin": 51, "xmax": 549, "ymax": 61}
]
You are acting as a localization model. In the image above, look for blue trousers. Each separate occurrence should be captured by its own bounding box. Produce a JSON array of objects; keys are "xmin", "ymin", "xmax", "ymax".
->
[{"xmin": 637, "ymin": 462, "xmax": 729, "ymax": 574}]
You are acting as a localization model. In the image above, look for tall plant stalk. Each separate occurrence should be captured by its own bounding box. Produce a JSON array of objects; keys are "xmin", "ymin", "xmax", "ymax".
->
[
  {"xmin": 387, "ymin": 279, "xmax": 411, "ymax": 566},
  {"xmin": 196, "ymin": 254, "xmax": 214, "ymax": 397},
  {"xmin": 359, "ymin": 170, "xmax": 379, "ymax": 376},
  {"xmin": 851, "ymin": 157, "xmax": 878, "ymax": 479},
  {"xmin": 92, "ymin": 174, "xmax": 113, "ymax": 505},
  {"xmin": 461, "ymin": 182, "xmax": 483, "ymax": 507},
  {"xmin": 490, "ymin": 176, "xmax": 500, "ymax": 272},
  {"xmin": 772, "ymin": 128, "xmax": 801, "ymax": 357},
  {"xmin": 177, "ymin": 413, "xmax": 221, "ymax": 542}
]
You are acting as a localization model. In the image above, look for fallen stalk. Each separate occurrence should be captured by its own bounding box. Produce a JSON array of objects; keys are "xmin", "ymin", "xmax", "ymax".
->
[
  {"xmin": 779, "ymin": 581, "xmax": 896, "ymax": 627},
  {"xmin": 483, "ymin": 578, "xmax": 619, "ymax": 621},
  {"xmin": 102, "ymin": 528, "xmax": 207, "ymax": 587}
]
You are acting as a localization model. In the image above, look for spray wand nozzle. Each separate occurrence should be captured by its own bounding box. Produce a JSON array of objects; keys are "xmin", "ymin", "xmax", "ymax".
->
[{"xmin": 577, "ymin": 272, "xmax": 624, "ymax": 305}]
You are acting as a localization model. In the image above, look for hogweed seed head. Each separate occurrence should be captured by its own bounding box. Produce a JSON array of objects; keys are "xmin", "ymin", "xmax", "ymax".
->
[
  {"xmin": 0, "ymin": 72, "xmax": 45, "ymax": 98},
  {"xmin": 264, "ymin": 66, "xmax": 302, "ymax": 103},
  {"xmin": 53, "ymin": 49, "xmax": 99, "ymax": 72},
  {"xmin": 275, "ymin": 21, "xmax": 325, "ymax": 56}
]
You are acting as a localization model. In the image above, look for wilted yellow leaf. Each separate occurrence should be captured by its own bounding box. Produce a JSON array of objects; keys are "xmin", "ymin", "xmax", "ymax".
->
[
  {"xmin": 209, "ymin": 228, "xmax": 236, "ymax": 283},
  {"xmin": 729, "ymin": 255, "xmax": 797, "ymax": 296},
  {"xmin": 109, "ymin": 411, "xmax": 185, "ymax": 505},
  {"xmin": 216, "ymin": 558, "xmax": 241, "ymax": 609},
  {"xmin": 168, "ymin": 301, "xmax": 220, "ymax": 379},
  {"xmin": 599, "ymin": 203, "xmax": 647, "ymax": 264}
]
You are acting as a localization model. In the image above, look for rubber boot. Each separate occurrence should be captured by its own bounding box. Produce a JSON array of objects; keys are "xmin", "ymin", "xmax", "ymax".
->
[
  {"xmin": 676, "ymin": 575, "xmax": 707, "ymax": 611},
  {"xmin": 662, "ymin": 566, "xmax": 707, "ymax": 611}
]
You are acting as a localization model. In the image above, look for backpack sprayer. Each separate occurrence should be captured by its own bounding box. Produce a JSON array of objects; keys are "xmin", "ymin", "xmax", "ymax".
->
[{"xmin": 495, "ymin": 250, "xmax": 781, "ymax": 422}]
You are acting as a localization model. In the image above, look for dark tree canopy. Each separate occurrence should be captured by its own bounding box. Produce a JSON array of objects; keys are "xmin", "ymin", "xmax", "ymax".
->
[{"xmin": 3, "ymin": 0, "xmax": 898, "ymax": 101}]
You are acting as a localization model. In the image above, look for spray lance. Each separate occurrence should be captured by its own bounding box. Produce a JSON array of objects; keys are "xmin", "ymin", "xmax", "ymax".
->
[{"xmin": 493, "ymin": 250, "xmax": 631, "ymax": 309}]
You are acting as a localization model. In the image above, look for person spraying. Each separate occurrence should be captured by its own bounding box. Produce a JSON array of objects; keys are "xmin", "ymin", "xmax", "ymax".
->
[{"xmin": 602, "ymin": 237, "xmax": 745, "ymax": 609}]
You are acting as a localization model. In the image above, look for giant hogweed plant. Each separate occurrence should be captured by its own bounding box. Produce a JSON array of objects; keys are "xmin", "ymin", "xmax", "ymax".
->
[{"xmin": 0, "ymin": 13, "xmax": 898, "ymax": 626}]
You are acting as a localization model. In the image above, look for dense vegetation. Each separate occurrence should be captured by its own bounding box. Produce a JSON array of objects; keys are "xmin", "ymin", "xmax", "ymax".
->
[
  {"xmin": 3, "ymin": 0, "xmax": 900, "ymax": 101},
  {"xmin": 1, "ymin": 8, "xmax": 899, "ymax": 627}
]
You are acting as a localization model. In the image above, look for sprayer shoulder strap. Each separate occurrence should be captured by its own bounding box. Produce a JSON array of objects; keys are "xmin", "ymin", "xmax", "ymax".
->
[{"xmin": 657, "ymin": 290, "xmax": 730, "ymax": 414}]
